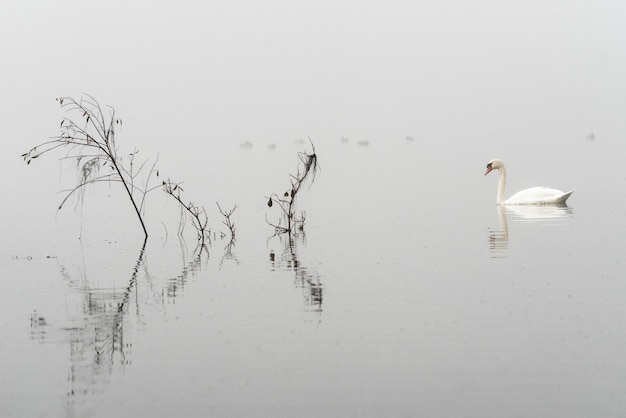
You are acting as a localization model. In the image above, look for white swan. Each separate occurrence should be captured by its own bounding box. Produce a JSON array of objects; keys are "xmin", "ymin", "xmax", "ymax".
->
[{"xmin": 485, "ymin": 159, "xmax": 574, "ymax": 205}]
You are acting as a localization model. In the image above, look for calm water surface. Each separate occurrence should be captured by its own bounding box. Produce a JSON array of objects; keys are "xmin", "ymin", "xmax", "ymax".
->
[{"xmin": 1, "ymin": 137, "xmax": 625, "ymax": 417}]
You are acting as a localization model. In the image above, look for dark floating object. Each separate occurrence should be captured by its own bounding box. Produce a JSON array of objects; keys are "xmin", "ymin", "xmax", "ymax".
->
[
  {"xmin": 406, "ymin": 135, "xmax": 414, "ymax": 141},
  {"xmin": 267, "ymin": 197, "xmax": 273, "ymax": 207}
]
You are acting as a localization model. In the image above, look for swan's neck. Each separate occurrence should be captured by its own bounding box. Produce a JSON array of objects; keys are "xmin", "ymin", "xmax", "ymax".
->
[{"xmin": 496, "ymin": 166, "xmax": 507, "ymax": 204}]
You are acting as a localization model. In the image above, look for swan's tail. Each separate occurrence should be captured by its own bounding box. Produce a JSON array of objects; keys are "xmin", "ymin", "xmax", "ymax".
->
[{"xmin": 557, "ymin": 190, "xmax": 574, "ymax": 204}]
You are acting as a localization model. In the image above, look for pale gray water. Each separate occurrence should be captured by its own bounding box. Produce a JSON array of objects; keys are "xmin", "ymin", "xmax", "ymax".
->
[
  {"xmin": 2, "ymin": 1, "xmax": 626, "ymax": 417},
  {"xmin": 2, "ymin": 136, "xmax": 626, "ymax": 417}
]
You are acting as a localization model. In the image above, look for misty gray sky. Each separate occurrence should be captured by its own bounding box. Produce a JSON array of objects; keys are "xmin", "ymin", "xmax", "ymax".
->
[{"xmin": 3, "ymin": 0, "xmax": 626, "ymax": 169}]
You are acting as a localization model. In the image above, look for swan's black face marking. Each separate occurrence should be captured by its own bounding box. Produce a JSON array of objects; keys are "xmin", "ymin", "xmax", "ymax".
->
[{"xmin": 485, "ymin": 163, "xmax": 493, "ymax": 176}]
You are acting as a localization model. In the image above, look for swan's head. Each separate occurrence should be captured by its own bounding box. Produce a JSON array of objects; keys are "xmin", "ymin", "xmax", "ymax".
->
[{"xmin": 484, "ymin": 159, "xmax": 503, "ymax": 176}]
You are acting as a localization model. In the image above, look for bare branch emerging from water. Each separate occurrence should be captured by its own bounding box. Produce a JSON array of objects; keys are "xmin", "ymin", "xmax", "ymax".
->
[
  {"xmin": 162, "ymin": 179, "xmax": 211, "ymax": 250},
  {"xmin": 22, "ymin": 95, "xmax": 152, "ymax": 238},
  {"xmin": 216, "ymin": 202, "xmax": 237, "ymax": 243},
  {"xmin": 266, "ymin": 138, "xmax": 318, "ymax": 236}
]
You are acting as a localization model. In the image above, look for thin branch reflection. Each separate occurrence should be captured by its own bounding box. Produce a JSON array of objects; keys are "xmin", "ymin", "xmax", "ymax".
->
[
  {"xmin": 268, "ymin": 232, "xmax": 323, "ymax": 314},
  {"xmin": 28, "ymin": 237, "xmax": 207, "ymax": 408}
]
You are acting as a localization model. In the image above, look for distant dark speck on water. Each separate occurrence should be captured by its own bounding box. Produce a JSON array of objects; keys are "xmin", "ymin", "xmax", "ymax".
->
[
  {"xmin": 240, "ymin": 141, "xmax": 253, "ymax": 149},
  {"xmin": 357, "ymin": 140, "xmax": 369, "ymax": 146}
]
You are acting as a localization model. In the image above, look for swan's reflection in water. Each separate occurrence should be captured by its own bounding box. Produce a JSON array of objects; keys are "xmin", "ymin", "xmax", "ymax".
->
[
  {"xmin": 488, "ymin": 204, "xmax": 573, "ymax": 258},
  {"xmin": 506, "ymin": 204, "xmax": 573, "ymax": 222},
  {"xmin": 488, "ymin": 205, "xmax": 509, "ymax": 257}
]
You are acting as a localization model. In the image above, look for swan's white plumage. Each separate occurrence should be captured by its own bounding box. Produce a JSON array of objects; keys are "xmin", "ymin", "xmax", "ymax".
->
[
  {"xmin": 485, "ymin": 159, "xmax": 573, "ymax": 205},
  {"xmin": 506, "ymin": 186, "xmax": 573, "ymax": 205}
]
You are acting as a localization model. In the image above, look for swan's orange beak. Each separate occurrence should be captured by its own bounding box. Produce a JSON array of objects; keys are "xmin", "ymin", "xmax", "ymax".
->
[{"xmin": 484, "ymin": 166, "xmax": 493, "ymax": 176}]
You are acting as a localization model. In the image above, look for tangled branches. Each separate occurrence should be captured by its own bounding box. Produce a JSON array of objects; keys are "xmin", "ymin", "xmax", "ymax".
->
[
  {"xmin": 266, "ymin": 139, "xmax": 319, "ymax": 236},
  {"xmin": 162, "ymin": 179, "xmax": 211, "ymax": 249},
  {"xmin": 22, "ymin": 95, "xmax": 157, "ymax": 238}
]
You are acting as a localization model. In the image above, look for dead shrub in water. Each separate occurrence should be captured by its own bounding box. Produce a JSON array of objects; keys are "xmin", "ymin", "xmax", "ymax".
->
[
  {"xmin": 22, "ymin": 95, "xmax": 158, "ymax": 238},
  {"xmin": 216, "ymin": 202, "xmax": 237, "ymax": 242},
  {"xmin": 162, "ymin": 178, "xmax": 212, "ymax": 250},
  {"xmin": 22, "ymin": 95, "xmax": 211, "ymax": 244},
  {"xmin": 216, "ymin": 202, "xmax": 239, "ymax": 267},
  {"xmin": 266, "ymin": 139, "xmax": 318, "ymax": 236}
]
